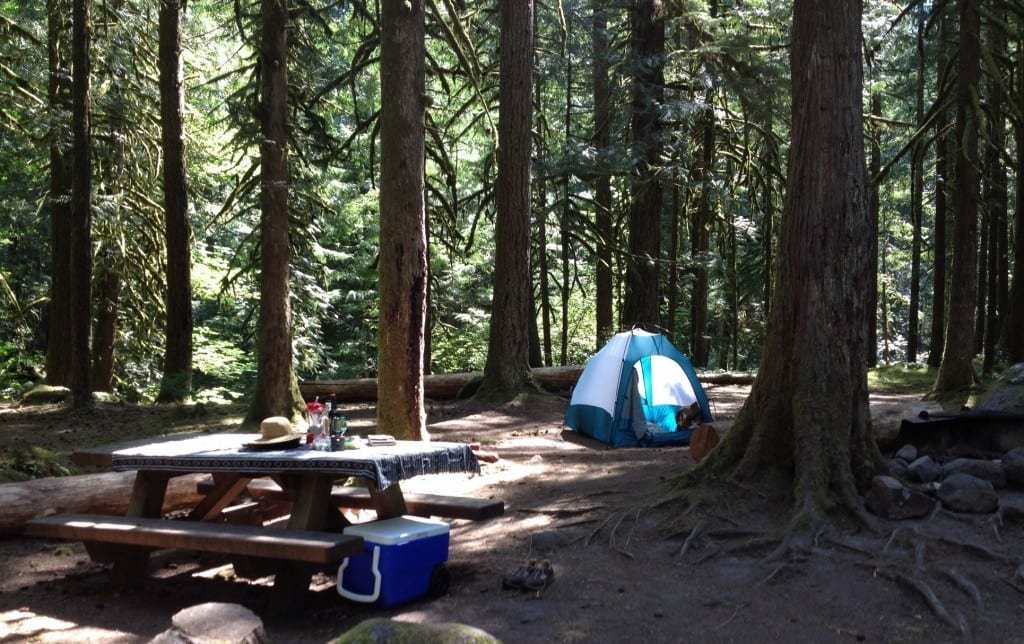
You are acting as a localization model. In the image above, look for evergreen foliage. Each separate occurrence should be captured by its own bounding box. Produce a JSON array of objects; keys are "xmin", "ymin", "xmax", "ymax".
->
[{"xmin": 0, "ymin": 0, "xmax": 1020, "ymax": 400}]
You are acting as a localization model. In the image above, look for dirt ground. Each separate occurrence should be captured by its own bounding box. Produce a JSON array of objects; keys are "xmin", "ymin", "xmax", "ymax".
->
[{"xmin": 1, "ymin": 385, "xmax": 1023, "ymax": 643}]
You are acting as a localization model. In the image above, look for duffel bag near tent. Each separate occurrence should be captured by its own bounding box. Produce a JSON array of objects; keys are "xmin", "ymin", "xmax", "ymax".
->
[{"xmin": 564, "ymin": 328, "xmax": 712, "ymax": 447}]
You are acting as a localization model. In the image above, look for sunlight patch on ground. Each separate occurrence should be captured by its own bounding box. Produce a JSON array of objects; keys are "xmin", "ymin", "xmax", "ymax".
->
[{"xmin": 0, "ymin": 609, "xmax": 129, "ymax": 642}]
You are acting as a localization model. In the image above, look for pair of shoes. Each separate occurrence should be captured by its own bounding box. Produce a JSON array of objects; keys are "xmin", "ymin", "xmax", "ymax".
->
[
  {"xmin": 524, "ymin": 559, "xmax": 555, "ymax": 590},
  {"xmin": 502, "ymin": 559, "xmax": 536, "ymax": 589}
]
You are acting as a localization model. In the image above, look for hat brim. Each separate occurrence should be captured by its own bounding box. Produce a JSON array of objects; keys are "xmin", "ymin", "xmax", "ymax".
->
[{"xmin": 246, "ymin": 434, "xmax": 303, "ymax": 448}]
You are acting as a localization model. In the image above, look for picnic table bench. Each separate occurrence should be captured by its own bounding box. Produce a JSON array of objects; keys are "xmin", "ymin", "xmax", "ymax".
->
[{"xmin": 196, "ymin": 476, "xmax": 505, "ymax": 522}]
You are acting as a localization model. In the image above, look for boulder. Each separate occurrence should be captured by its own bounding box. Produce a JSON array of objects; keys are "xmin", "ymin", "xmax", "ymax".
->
[
  {"xmin": 937, "ymin": 473, "xmax": 999, "ymax": 514},
  {"xmin": 941, "ymin": 458, "xmax": 1006, "ymax": 488},
  {"xmin": 865, "ymin": 475, "xmax": 935, "ymax": 520},
  {"xmin": 975, "ymin": 363, "xmax": 1024, "ymax": 414},
  {"xmin": 150, "ymin": 603, "xmax": 267, "ymax": 644},
  {"xmin": 336, "ymin": 618, "xmax": 501, "ymax": 644},
  {"xmin": 907, "ymin": 455, "xmax": 942, "ymax": 484},
  {"xmin": 1004, "ymin": 447, "xmax": 1024, "ymax": 487}
]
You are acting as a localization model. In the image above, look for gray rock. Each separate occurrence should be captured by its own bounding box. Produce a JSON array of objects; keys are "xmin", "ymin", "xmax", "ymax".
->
[
  {"xmin": 1004, "ymin": 447, "xmax": 1024, "ymax": 487},
  {"xmin": 865, "ymin": 475, "xmax": 935, "ymax": 520},
  {"xmin": 150, "ymin": 603, "xmax": 267, "ymax": 644},
  {"xmin": 941, "ymin": 458, "xmax": 1006, "ymax": 488},
  {"xmin": 937, "ymin": 473, "xmax": 999, "ymax": 514},
  {"xmin": 894, "ymin": 444, "xmax": 918, "ymax": 462},
  {"xmin": 907, "ymin": 455, "xmax": 942, "ymax": 483},
  {"xmin": 1000, "ymin": 494, "xmax": 1024, "ymax": 521},
  {"xmin": 888, "ymin": 459, "xmax": 909, "ymax": 479},
  {"xmin": 337, "ymin": 617, "xmax": 501, "ymax": 644}
]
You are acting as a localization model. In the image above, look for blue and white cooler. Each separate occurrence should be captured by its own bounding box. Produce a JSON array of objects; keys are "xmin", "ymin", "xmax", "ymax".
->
[{"xmin": 337, "ymin": 515, "xmax": 451, "ymax": 608}]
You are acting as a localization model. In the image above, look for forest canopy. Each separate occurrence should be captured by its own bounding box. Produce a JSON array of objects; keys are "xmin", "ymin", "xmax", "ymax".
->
[{"xmin": 0, "ymin": 0, "xmax": 1020, "ymax": 402}]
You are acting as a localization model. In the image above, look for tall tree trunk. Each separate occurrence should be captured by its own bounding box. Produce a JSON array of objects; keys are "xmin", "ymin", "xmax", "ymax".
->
[
  {"xmin": 247, "ymin": 0, "xmax": 302, "ymax": 425},
  {"xmin": 698, "ymin": 0, "xmax": 880, "ymax": 521},
  {"xmin": 689, "ymin": 0, "xmax": 716, "ymax": 368},
  {"xmin": 982, "ymin": 15, "xmax": 1006, "ymax": 375},
  {"xmin": 157, "ymin": 0, "xmax": 193, "ymax": 403},
  {"xmin": 928, "ymin": 15, "xmax": 951, "ymax": 369},
  {"xmin": 908, "ymin": 22, "xmax": 924, "ymax": 365},
  {"xmin": 935, "ymin": 0, "xmax": 980, "ymax": 398},
  {"xmin": 1001, "ymin": 31, "xmax": 1024, "ymax": 363},
  {"xmin": 45, "ymin": 0, "xmax": 74, "ymax": 388},
  {"xmin": 621, "ymin": 0, "xmax": 664, "ymax": 328},
  {"xmin": 479, "ymin": 0, "xmax": 534, "ymax": 395},
  {"xmin": 592, "ymin": 3, "xmax": 614, "ymax": 348},
  {"xmin": 867, "ymin": 92, "xmax": 881, "ymax": 367},
  {"xmin": 377, "ymin": 0, "xmax": 428, "ymax": 438},
  {"xmin": 69, "ymin": 0, "xmax": 93, "ymax": 408},
  {"xmin": 90, "ymin": 253, "xmax": 119, "ymax": 391}
]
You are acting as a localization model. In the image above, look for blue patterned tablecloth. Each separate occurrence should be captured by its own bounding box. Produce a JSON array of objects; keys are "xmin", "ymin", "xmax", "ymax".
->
[{"xmin": 111, "ymin": 434, "xmax": 480, "ymax": 491}]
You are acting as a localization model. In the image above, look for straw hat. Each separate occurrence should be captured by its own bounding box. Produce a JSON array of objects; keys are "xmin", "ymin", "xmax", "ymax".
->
[{"xmin": 249, "ymin": 416, "xmax": 302, "ymax": 446}]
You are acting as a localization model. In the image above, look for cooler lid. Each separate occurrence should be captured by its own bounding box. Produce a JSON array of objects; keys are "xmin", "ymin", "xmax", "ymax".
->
[{"xmin": 343, "ymin": 515, "xmax": 449, "ymax": 545}]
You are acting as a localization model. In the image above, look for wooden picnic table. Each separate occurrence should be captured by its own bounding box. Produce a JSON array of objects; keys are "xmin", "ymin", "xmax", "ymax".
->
[{"xmin": 26, "ymin": 433, "xmax": 493, "ymax": 612}]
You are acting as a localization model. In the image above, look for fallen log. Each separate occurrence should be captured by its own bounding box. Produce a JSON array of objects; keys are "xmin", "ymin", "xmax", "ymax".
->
[
  {"xmin": 301, "ymin": 367, "xmax": 754, "ymax": 402},
  {"xmin": 0, "ymin": 471, "xmax": 207, "ymax": 536},
  {"xmin": 300, "ymin": 366, "xmax": 585, "ymax": 402}
]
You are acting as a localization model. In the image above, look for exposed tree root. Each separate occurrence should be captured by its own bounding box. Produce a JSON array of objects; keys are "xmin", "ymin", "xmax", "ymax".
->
[
  {"xmin": 875, "ymin": 568, "xmax": 963, "ymax": 634},
  {"xmin": 677, "ymin": 520, "xmax": 706, "ymax": 558},
  {"xmin": 938, "ymin": 568, "xmax": 982, "ymax": 608}
]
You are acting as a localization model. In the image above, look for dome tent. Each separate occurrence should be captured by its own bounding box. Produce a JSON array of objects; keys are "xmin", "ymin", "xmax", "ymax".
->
[{"xmin": 564, "ymin": 329, "xmax": 712, "ymax": 447}]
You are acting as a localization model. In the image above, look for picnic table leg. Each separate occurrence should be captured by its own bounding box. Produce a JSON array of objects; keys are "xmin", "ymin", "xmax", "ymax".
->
[
  {"xmin": 187, "ymin": 473, "xmax": 252, "ymax": 521},
  {"xmin": 110, "ymin": 470, "xmax": 172, "ymax": 588},
  {"xmin": 268, "ymin": 474, "xmax": 333, "ymax": 614},
  {"xmin": 367, "ymin": 481, "xmax": 408, "ymax": 519}
]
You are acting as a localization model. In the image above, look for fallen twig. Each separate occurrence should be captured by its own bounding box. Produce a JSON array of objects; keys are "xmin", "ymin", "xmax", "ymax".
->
[
  {"xmin": 756, "ymin": 562, "xmax": 788, "ymax": 587},
  {"xmin": 610, "ymin": 510, "xmax": 635, "ymax": 559},
  {"xmin": 584, "ymin": 512, "xmax": 616, "ymax": 547}
]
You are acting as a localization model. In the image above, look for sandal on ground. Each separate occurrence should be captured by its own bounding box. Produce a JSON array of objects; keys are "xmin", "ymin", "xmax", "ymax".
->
[
  {"xmin": 524, "ymin": 559, "xmax": 555, "ymax": 590},
  {"xmin": 502, "ymin": 559, "xmax": 536, "ymax": 589}
]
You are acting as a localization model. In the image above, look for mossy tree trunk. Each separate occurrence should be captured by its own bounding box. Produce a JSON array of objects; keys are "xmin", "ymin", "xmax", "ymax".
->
[
  {"xmin": 377, "ymin": 0, "xmax": 428, "ymax": 440},
  {"xmin": 247, "ymin": 0, "xmax": 303, "ymax": 426},
  {"xmin": 696, "ymin": 0, "xmax": 883, "ymax": 523}
]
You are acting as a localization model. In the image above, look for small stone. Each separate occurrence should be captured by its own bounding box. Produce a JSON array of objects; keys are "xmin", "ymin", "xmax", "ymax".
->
[
  {"xmin": 865, "ymin": 475, "xmax": 935, "ymax": 520},
  {"xmin": 894, "ymin": 444, "xmax": 918, "ymax": 462},
  {"xmin": 1003, "ymin": 447, "xmax": 1024, "ymax": 487},
  {"xmin": 937, "ymin": 473, "xmax": 999, "ymax": 514},
  {"xmin": 907, "ymin": 455, "xmax": 941, "ymax": 483},
  {"xmin": 941, "ymin": 458, "xmax": 1006, "ymax": 488}
]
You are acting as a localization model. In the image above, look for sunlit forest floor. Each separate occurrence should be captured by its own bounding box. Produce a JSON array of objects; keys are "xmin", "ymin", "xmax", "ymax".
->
[{"xmin": 1, "ymin": 384, "xmax": 1022, "ymax": 642}]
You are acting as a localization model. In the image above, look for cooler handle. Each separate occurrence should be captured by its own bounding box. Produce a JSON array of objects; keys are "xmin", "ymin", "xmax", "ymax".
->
[{"xmin": 337, "ymin": 546, "xmax": 382, "ymax": 603}]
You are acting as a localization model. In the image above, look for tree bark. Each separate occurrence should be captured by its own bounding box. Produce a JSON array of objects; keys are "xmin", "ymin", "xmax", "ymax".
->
[
  {"xmin": 928, "ymin": 14, "xmax": 951, "ymax": 369},
  {"xmin": 935, "ymin": 0, "xmax": 980, "ymax": 397},
  {"xmin": 867, "ymin": 92, "xmax": 881, "ymax": 367},
  {"xmin": 479, "ymin": 0, "xmax": 534, "ymax": 396},
  {"xmin": 621, "ymin": 0, "xmax": 664, "ymax": 329},
  {"xmin": 1001, "ymin": 31, "xmax": 1024, "ymax": 363},
  {"xmin": 69, "ymin": 0, "xmax": 93, "ymax": 409},
  {"xmin": 90, "ymin": 255, "xmax": 119, "ymax": 391},
  {"xmin": 158, "ymin": 0, "xmax": 194, "ymax": 403},
  {"xmin": 592, "ymin": 3, "xmax": 614, "ymax": 349},
  {"xmin": 45, "ymin": 0, "xmax": 74, "ymax": 388},
  {"xmin": 698, "ymin": 0, "xmax": 881, "ymax": 520},
  {"xmin": 247, "ymin": 0, "xmax": 303, "ymax": 425},
  {"xmin": 377, "ymin": 0, "xmax": 428, "ymax": 439}
]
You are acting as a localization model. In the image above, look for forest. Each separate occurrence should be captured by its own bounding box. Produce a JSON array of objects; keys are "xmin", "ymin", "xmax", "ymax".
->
[{"xmin": 0, "ymin": 0, "xmax": 1022, "ymax": 407}]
